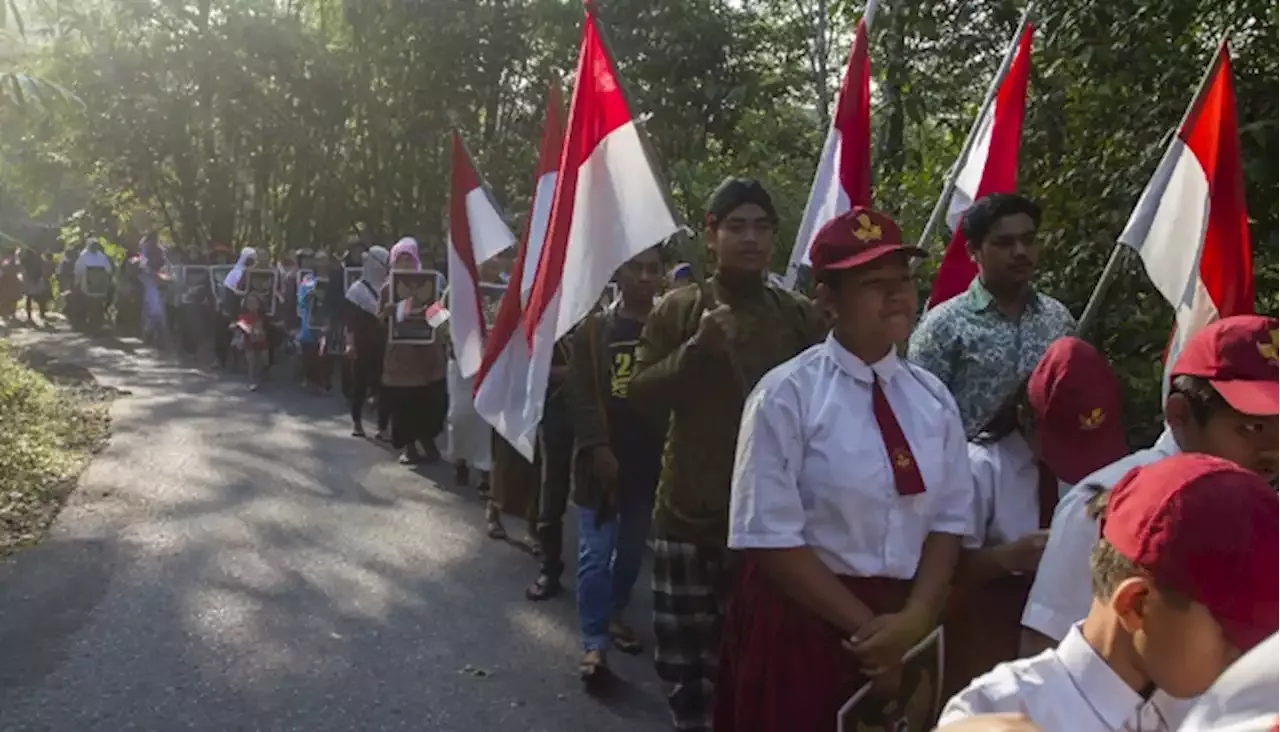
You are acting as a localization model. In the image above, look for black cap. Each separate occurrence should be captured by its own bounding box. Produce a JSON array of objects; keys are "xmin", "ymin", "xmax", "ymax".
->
[{"xmin": 706, "ymin": 177, "xmax": 778, "ymax": 227}]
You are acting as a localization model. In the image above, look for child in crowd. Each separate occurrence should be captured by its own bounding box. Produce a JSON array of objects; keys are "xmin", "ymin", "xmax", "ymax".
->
[
  {"xmin": 1022, "ymin": 315, "xmax": 1278, "ymax": 655},
  {"xmin": 296, "ymin": 270, "xmax": 332, "ymax": 393},
  {"xmin": 233, "ymin": 292, "xmax": 270, "ymax": 391},
  {"xmin": 940, "ymin": 453, "xmax": 1278, "ymax": 731},
  {"xmin": 944, "ymin": 336, "xmax": 1129, "ymax": 699}
]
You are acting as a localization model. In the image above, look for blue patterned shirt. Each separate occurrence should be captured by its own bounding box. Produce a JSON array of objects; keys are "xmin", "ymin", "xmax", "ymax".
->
[{"xmin": 908, "ymin": 278, "xmax": 1076, "ymax": 437}]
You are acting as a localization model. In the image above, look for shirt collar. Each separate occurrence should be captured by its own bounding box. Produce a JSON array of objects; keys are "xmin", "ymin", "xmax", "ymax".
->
[
  {"xmin": 964, "ymin": 277, "xmax": 1042, "ymax": 315},
  {"xmin": 1057, "ymin": 624, "xmax": 1150, "ymax": 729},
  {"xmin": 823, "ymin": 332, "xmax": 903, "ymax": 385}
]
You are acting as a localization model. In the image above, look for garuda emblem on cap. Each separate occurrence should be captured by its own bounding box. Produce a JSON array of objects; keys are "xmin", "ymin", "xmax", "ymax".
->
[
  {"xmin": 1080, "ymin": 407, "xmax": 1106, "ymax": 430},
  {"xmin": 853, "ymin": 214, "xmax": 882, "ymax": 243},
  {"xmin": 1259, "ymin": 330, "xmax": 1278, "ymax": 364}
]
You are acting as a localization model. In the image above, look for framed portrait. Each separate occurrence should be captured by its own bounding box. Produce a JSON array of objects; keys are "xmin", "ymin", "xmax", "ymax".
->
[
  {"xmin": 837, "ymin": 627, "xmax": 944, "ymax": 732},
  {"xmin": 322, "ymin": 324, "xmax": 346, "ymax": 356},
  {"xmin": 181, "ymin": 265, "xmax": 212, "ymax": 304},
  {"xmin": 478, "ymin": 282, "xmax": 507, "ymax": 330},
  {"xmin": 244, "ymin": 269, "xmax": 279, "ymax": 316},
  {"xmin": 344, "ymin": 266, "xmax": 363, "ymax": 293},
  {"xmin": 82, "ymin": 266, "xmax": 111, "ymax": 298},
  {"xmin": 388, "ymin": 269, "xmax": 444, "ymax": 344},
  {"xmin": 308, "ymin": 277, "xmax": 332, "ymax": 330}
]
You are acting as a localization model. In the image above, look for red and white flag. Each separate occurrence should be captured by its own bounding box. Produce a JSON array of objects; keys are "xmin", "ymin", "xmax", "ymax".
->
[
  {"xmin": 927, "ymin": 19, "xmax": 1034, "ymax": 307},
  {"xmin": 473, "ymin": 86, "xmax": 564, "ymax": 458},
  {"xmin": 447, "ymin": 132, "xmax": 517, "ymax": 378},
  {"xmin": 1118, "ymin": 41, "xmax": 1253, "ymax": 390},
  {"xmin": 479, "ymin": 6, "xmax": 680, "ymax": 460},
  {"xmin": 783, "ymin": 0, "xmax": 878, "ymax": 289}
]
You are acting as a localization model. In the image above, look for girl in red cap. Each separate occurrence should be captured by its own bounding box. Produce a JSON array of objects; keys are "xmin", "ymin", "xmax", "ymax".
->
[{"xmin": 717, "ymin": 207, "xmax": 971, "ymax": 731}]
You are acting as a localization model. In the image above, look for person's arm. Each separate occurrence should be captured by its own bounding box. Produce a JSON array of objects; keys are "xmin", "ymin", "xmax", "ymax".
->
[
  {"xmin": 906, "ymin": 310, "xmax": 956, "ymax": 388},
  {"xmin": 907, "ymin": 399, "xmax": 971, "ymax": 622},
  {"xmin": 731, "ymin": 378, "xmax": 875, "ymax": 635},
  {"xmin": 955, "ymin": 446, "xmax": 1016, "ymax": 585},
  {"xmin": 565, "ymin": 318, "xmax": 609, "ymax": 453},
  {"xmin": 1019, "ymin": 485, "xmax": 1098, "ymax": 656},
  {"xmin": 629, "ymin": 292, "xmax": 711, "ymax": 410}
]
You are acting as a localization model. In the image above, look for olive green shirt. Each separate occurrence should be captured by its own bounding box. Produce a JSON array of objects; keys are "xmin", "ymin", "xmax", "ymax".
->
[{"xmin": 630, "ymin": 275, "xmax": 826, "ymax": 545}]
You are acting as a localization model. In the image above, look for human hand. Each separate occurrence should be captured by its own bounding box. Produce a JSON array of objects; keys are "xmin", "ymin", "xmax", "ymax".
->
[
  {"xmin": 693, "ymin": 304, "xmax": 735, "ymax": 351},
  {"xmin": 592, "ymin": 446, "xmax": 620, "ymax": 500},
  {"xmin": 935, "ymin": 713, "xmax": 1042, "ymax": 732},
  {"xmin": 847, "ymin": 608, "xmax": 930, "ymax": 673},
  {"xmin": 999, "ymin": 530, "xmax": 1050, "ymax": 575}
]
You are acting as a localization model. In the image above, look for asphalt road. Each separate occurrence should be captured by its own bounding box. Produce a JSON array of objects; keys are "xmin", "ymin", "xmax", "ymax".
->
[{"xmin": 0, "ymin": 325, "xmax": 669, "ymax": 732}]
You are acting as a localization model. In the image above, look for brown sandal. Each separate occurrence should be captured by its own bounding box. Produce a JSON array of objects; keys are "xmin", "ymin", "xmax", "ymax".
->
[{"xmin": 609, "ymin": 620, "xmax": 642, "ymax": 655}]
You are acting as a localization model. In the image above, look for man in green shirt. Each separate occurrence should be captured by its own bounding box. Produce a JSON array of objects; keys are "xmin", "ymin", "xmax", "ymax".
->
[{"xmin": 631, "ymin": 178, "xmax": 826, "ymax": 732}]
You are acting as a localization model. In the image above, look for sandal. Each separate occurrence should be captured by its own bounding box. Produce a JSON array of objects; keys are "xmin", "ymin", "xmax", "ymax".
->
[
  {"xmin": 485, "ymin": 504, "xmax": 507, "ymax": 540},
  {"xmin": 525, "ymin": 573, "xmax": 561, "ymax": 602},
  {"xmin": 351, "ymin": 424, "xmax": 366, "ymax": 438},
  {"xmin": 578, "ymin": 649, "xmax": 610, "ymax": 693},
  {"xmin": 609, "ymin": 620, "xmax": 642, "ymax": 655},
  {"xmin": 398, "ymin": 448, "xmax": 422, "ymax": 465}
]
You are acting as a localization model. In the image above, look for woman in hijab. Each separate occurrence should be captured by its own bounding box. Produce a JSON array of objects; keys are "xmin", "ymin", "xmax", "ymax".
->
[
  {"xmin": 378, "ymin": 237, "xmax": 448, "ymax": 464},
  {"xmin": 345, "ymin": 244, "xmax": 392, "ymax": 438},
  {"xmin": 216, "ymin": 247, "xmax": 257, "ymax": 369}
]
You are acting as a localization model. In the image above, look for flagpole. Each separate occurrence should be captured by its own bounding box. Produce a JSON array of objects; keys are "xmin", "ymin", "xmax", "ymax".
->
[
  {"xmin": 913, "ymin": 4, "xmax": 1035, "ymax": 257},
  {"xmin": 1075, "ymin": 35, "xmax": 1230, "ymax": 338}
]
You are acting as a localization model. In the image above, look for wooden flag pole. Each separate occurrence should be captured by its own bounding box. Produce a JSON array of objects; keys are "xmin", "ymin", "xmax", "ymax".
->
[
  {"xmin": 1075, "ymin": 34, "xmax": 1230, "ymax": 338},
  {"xmin": 913, "ymin": 4, "xmax": 1036, "ymax": 260}
]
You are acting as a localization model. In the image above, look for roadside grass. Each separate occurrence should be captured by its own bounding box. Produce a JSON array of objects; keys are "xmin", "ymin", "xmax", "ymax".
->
[{"xmin": 0, "ymin": 342, "xmax": 112, "ymax": 557}]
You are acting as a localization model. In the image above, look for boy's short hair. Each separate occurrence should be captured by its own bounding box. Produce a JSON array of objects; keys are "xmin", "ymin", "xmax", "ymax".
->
[
  {"xmin": 1170, "ymin": 373, "xmax": 1231, "ymax": 425},
  {"xmin": 1085, "ymin": 486, "xmax": 1190, "ymax": 609},
  {"xmin": 961, "ymin": 193, "xmax": 1042, "ymax": 250}
]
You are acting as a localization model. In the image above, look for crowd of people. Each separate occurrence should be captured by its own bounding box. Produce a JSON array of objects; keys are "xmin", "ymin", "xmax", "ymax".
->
[{"xmin": 3, "ymin": 181, "xmax": 1276, "ymax": 732}]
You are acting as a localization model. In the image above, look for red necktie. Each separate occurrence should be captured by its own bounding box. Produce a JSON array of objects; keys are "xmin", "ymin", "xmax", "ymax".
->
[
  {"xmin": 1037, "ymin": 461, "xmax": 1060, "ymax": 528},
  {"xmin": 872, "ymin": 375, "xmax": 926, "ymax": 496}
]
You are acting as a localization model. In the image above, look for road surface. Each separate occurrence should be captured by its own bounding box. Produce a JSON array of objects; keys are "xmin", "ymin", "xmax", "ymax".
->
[{"xmin": 0, "ymin": 326, "xmax": 669, "ymax": 731}]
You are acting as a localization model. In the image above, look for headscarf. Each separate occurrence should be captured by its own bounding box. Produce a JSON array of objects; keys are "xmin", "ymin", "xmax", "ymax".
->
[
  {"xmin": 346, "ymin": 245, "xmax": 389, "ymax": 314},
  {"xmin": 224, "ymin": 246, "xmax": 257, "ymax": 290},
  {"xmin": 389, "ymin": 237, "xmax": 422, "ymax": 271}
]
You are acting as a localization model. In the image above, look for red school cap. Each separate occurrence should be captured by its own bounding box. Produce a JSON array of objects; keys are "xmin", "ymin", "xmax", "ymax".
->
[
  {"xmin": 1028, "ymin": 337, "xmax": 1130, "ymax": 484},
  {"xmin": 808, "ymin": 207, "xmax": 926, "ymax": 274},
  {"xmin": 1170, "ymin": 315, "xmax": 1279, "ymax": 417},
  {"xmin": 1101, "ymin": 453, "xmax": 1279, "ymax": 652}
]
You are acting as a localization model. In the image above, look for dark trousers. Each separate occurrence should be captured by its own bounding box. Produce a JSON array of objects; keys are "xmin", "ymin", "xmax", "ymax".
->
[
  {"xmin": 214, "ymin": 312, "xmax": 232, "ymax": 367},
  {"xmin": 349, "ymin": 355, "xmax": 389, "ymax": 431},
  {"xmin": 300, "ymin": 342, "xmax": 333, "ymax": 390},
  {"xmin": 386, "ymin": 380, "xmax": 448, "ymax": 450},
  {"xmin": 535, "ymin": 391, "xmax": 574, "ymax": 581}
]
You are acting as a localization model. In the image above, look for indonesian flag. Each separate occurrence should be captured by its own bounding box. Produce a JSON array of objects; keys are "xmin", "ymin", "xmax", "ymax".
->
[
  {"xmin": 783, "ymin": 0, "xmax": 878, "ymax": 289},
  {"xmin": 479, "ymin": 6, "xmax": 680, "ymax": 460},
  {"xmin": 425, "ymin": 302, "xmax": 450, "ymax": 328},
  {"xmin": 473, "ymin": 85, "xmax": 564, "ymax": 458},
  {"xmin": 447, "ymin": 132, "xmax": 517, "ymax": 378},
  {"xmin": 1118, "ymin": 41, "xmax": 1253, "ymax": 391},
  {"xmin": 927, "ymin": 19, "xmax": 1034, "ymax": 307}
]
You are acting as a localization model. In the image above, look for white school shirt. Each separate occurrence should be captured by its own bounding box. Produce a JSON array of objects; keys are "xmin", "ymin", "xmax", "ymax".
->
[
  {"xmin": 1178, "ymin": 633, "xmax": 1279, "ymax": 732},
  {"xmin": 965, "ymin": 432, "xmax": 1063, "ymax": 549},
  {"xmin": 1022, "ymin": 430, "xmax": 1180, "ymax": 641},
  {"xmin": 729, "ymin": 335, "xmax": 972, "ymax": 578},
  {"xmin": 938, "ymin": 623, "xmax": 1197, "ymax": 731}
]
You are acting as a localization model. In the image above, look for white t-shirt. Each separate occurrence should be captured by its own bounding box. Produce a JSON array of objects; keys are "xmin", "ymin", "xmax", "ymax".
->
[
  {"xmin": 1178, "ymin": 633, "xmax": 1279, "ymax": 732},
  {"xmin": 729, "ymin": 335, "xmax": 972, "ymax": 578},
  {"xmin": 939, "ymin": 623, "xmax": 1196, "ymax": 731},
  {"xmin": 1022, "ymin": 430, "xmax": 1180, "ymax": 641}
]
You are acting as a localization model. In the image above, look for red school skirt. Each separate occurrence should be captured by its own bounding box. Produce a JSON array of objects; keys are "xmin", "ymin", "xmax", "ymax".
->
[{"xmin": 715, "ymin": 560, "xmax": 914, "ymax": 732}]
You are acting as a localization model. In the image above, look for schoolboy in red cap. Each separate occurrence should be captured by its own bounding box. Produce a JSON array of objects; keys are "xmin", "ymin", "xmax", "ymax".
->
[
  {"xmin": 717, "ymin": 207, "xmax": 972, "ymax": 731},
  {"xmin": 1023, "ymin": 315, "xmax": 1279, "ymax": 654},
  {"xmin": 943, "ymin": 336, "xmax": 1129, "ymax": 699},
  {"xmin": 941, "ymin": 453, "xmax": 1280, "ymax": 731}
]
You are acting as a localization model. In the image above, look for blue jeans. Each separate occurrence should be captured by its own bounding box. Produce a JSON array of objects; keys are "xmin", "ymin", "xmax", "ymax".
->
[{"xmin": 577, "ymin": 480, "xmax": 655, "ymax": 652}]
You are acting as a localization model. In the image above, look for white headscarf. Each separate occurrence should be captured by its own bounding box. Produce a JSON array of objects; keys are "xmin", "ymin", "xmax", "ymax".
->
[
  {"xmin": 345, "ymin": 245, "xmax": 389, "ymax": 314},
  {"xmin": 224, "ymin": 247, "xmax": 257, "ymax": 290}
]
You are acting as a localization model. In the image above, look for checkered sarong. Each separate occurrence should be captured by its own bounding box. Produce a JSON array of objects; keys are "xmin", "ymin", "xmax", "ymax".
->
[{"xmin": 652, "ymin": 538, "xmax": 733, "ymax": 732}]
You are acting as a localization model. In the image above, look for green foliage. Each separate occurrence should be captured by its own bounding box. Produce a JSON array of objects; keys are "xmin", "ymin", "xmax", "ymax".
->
[
  {"xmin": 0, "ymin": 343, "xmax": 110, "ymax": 555},
  {"xmin": 0, "ymin": 0, "xmax": 1274, "ymax": 444}
]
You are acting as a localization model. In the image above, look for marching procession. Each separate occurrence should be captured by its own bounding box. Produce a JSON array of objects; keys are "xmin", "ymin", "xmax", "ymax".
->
[{"xmin": 1, "ymin": 3, "xmax": 1277, "ymax": 732}]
